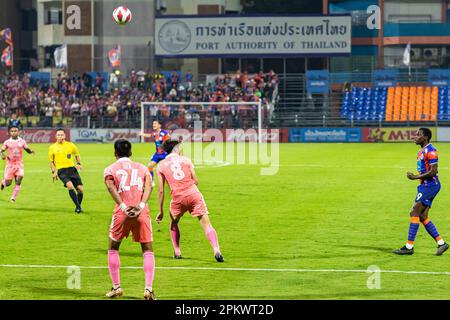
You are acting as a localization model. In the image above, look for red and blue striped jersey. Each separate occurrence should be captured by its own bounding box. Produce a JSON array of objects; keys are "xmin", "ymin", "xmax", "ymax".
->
[
  {"xmin": 153, "ymin": 129, "xmax": 170, "ymax": 154},
  {"xmin": 417, "ymin": 143, "xmax": 439, "ymax": 185}
]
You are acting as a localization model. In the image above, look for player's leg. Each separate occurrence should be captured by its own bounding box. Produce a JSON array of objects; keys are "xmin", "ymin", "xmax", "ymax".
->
[
  {"xmin": 141, "ymin": 242, "xmax": 157, "ymax": 300},
  {"xmin": 148, "ymin": 160, "xmax": 157, "ymax": 187},
  {"xmin": 393, "ymin": 199, "xmax": 426, "ymax": 255},
  {"xmin": 420, "ymin": 207, "xmax": 449, "ymax": 255},
  {"xmin": 2, "ymin": 165, "xmax": 14, "ymax": 190},
  {"xmin": 106, "ymin": 238, "xmax": 123, "ymax": 298},
  {"xmin": 11, "ymin": 175, "xmax": 23, "ymax": 202},
  {"xmin": 188, "ymin": 192, "xmax": 224, "ymax": 261},
  {"xmin": 65, "ymin": 181, "xmax": 81, "ymax": 212},
  {"xmin": 134, "ymin": 212, "xmax": 156, "ymax": 300},
  {"xmin": 170, "ymin": 212, "xmax": 183, "ymax": 259},
  {"xmin": 2, "ymin": 179, "xmax": 13, "ymax": 189},
  {"xmin": 76, "ymin": 184, "xmax": 84, "ymax": 210},
  {"xmin": 198, "ymin": 214, "xmax": 224, "ymax": 262}
]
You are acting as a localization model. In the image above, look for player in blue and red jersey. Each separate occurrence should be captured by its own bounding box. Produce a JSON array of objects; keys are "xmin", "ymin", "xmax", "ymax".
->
[
  {"xmin": 393, "ymin": 128, "xmax": 449, "ymax": 256},
  {"xmin": 140, "ymin": 120, "xmax": 170, "ymax": 185}
]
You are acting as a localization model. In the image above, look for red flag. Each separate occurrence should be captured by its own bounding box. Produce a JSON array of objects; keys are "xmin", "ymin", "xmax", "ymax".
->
[
  {"xmin": 1, "ymin": 46, "xmax": 13, "ymax": 67},
  {"xmin": 108, "ymin": 45, "xmax": 121, "ymax": 68},
  {"xmin": 0, "ymin": 28, "xmax": 13, "ymax": 47}
]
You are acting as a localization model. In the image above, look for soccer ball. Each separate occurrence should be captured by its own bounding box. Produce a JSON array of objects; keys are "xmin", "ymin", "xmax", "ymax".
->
[{"xmin": 112, "ymin": 6, "xmax": 132, "ymax": 25}]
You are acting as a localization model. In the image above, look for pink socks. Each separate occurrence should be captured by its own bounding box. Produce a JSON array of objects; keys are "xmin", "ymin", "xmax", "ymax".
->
[
  {"xmin": 108, "ymin": 250, "xmax": 120, "ymax": 288},
  {"xmin": 12, "ymin": 185, "xmax": 20, "ymax": 200},
  {"xmin": 143, "ymin": 251, "xmax": 155, "ymax": 290},
  {"xmin": 170, "ymin": 223, "xmax": 181, "ymax": 256},
  {"xmin": 205, "ymin": 227, "xmax": 220, "ymax": 255}
]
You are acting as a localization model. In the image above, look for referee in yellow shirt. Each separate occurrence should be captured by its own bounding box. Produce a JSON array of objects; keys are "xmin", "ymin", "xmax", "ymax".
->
[{"xmin": 49, "ymin": 128, "xmax": 84, "ymax": 214}]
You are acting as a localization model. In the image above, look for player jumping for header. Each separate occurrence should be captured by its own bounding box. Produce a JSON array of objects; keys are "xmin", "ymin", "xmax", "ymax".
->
[
  {"xmin": 104, "ymin": 139, "xmax": 156, "ymax": 300},
  {"xmin": 393, "ymin": 128, "xmax": 449, "ymax": 256},
  {"xmin": 139, "ymin": 120, "xmax": 170, "ymax": 187},
  {"xmin": 156, "ymin": 139, "xmax": 224, "ymax": 262},
  {"xmin": 1, "ymin": 125, "xmax": 35, "ymax": 203}
]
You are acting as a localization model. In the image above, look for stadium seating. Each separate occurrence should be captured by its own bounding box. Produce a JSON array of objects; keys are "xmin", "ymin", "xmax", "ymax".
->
[
  {"xmin": 342, "ymin": 85, "xmax": 446, "ymax": 122},
  {"xmin": 341, "ymin": 86, "xmax": 387, "ymax": 122}
]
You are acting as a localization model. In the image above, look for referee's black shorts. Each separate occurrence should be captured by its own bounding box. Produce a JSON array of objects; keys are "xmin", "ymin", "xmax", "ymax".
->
[{"xmin": 57, "ymin": 167, "xmax": 83, "ymax": 188}]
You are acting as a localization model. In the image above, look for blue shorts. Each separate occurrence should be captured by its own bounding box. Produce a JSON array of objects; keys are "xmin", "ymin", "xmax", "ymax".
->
[
  {"xmin": 415, "ymin": 183, "xmax": 441, "ymax": 208},
  {"xmin": 151, "ymin": 152, "xmax": 167, "ymax": 164}
]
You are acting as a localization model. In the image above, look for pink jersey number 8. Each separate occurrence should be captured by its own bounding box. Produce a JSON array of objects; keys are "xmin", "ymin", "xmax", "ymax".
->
[{"xmin": 170, "ymin": 162, "xmax": 185, "ymax": 181}]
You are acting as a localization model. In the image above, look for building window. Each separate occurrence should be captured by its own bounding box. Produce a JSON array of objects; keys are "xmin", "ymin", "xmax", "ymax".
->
[
  {"xmin": 45, "ymin": 9, "xmax": 62, "ymax": 25},
  {"xmin": 351, "ymin": 10, "xmax": 373, "ymax": 26}
]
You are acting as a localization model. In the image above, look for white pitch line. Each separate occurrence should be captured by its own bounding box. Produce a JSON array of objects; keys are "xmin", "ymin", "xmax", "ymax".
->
[{"xmin": 0, "ymin": 264, "xmax": 449, "ymax": 275}]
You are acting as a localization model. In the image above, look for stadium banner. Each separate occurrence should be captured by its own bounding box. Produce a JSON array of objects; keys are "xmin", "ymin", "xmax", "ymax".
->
[
  {"xmin": 155, "ymin": 15, "xmax": 351, "ymax": 57},
  {"xmin": 429, "ymin": 69, "xmax": 450, "ymax": 87},
  {"xmin": 0, "ymin": 129, "xmax": 69, "ymax": 143},
  {"xmin": 166, "ymin": 128, "xmax": 289, "ymax": 143},
  {"xmin": 362, "ymin": 127, "xmax": 436, "ymax": 143},
  {"xmin": 70, "ymin": 129, "xmax": 141, "ymax": 143},
  {"xmin": 373, "ymin": 69, "xmax": 398, "ymax": 87},
  {"xmin": 306, "ymin": 70, "xmax": 329, "ymax": 94},
  {"xmin": 437, "ymin": 127, "xmax": 450, "ymax": 142},
  {"xmin": 289, "ymin": 128, "xmax": 362, "ymax": 143}
]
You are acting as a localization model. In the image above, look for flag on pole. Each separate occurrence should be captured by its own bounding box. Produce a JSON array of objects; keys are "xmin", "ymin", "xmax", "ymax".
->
[
  {"xmin": 1, "ymin": 46, "xmax": 13, "ymax": 67},
  {"xmin": 54, "ymin": 44, "xmax": 67, "ymax": 68},
  {"xmin": 0, "ymin": 28, "xmax": 13, "ymax": 47},
  {"xmin": 108, "ymin": 45, "xmax": 121, "ymax": 68},
  {"xmin": 403, "ymin": 42, "xmax": 411, "ymax": 66}
]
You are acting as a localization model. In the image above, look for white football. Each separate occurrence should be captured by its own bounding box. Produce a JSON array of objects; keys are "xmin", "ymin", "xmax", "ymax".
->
[{"xmin": 112, "ymin": 6, "xmax": 133, "ymax": 25}]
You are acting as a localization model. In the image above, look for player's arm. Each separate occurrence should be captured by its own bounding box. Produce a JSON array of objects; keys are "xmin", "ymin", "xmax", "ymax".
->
[
  {"xmin": 407, "ymin": 151, "xmax": 439, "ymax": 180},
  {"xmin": 105, "ymin": 176, "xmax": 126, "ymax": 209},
  {"xmin": 1, "ymin": 144, "xmax": 7, "ymax": 160},
  {"xmin": 126, "ymin": 173, "xmax": 153, "ymax": 218},
  {"xmin": 190, "ymin": 166, "xmax": 199, "ymax": 186},
  {"xmin": 156, "ymin": 171, "xmax": 166, "ymax": 223},
  {"xmin": 23, "ymin": 143, "xmax": 35, "ymax": 155},
  {"xmin": 72, "ymin": 143, "xmax": 82, "ymax": 170},
  {"xmin": 48, "ymin": 147, "xmax": 58, "ymax": 180},
  {"xmin": 407, "ymin": 163, "xmax": 438, "ymax": 180},
  {"xmin": 139, "ymin": 132, "xmax": 153, "ymax": 138}
]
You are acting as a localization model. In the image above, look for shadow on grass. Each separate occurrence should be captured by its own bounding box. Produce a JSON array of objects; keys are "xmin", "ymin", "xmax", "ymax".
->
[
  {"xmin": 338, "ymin": 244, "xmax": 398, "ymax": 253},
  {"xmin": 90, "ymin": 248, "xmax": 208, "ymax": 262},
  {"xmin": 27, "ymin": 286, "xmax": 146, "ymax": 300},
  {"xmin": 12, "ymin": 207, "xmax": 89, "ymax": 215}
]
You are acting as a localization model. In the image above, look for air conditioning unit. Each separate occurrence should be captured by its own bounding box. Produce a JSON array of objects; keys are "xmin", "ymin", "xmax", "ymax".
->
[
  {"xmin": 423, "ymin": 48, "xmax": 439, "ymax": 60},
  {"xmin": 410, "ymin": 48, "xmax": 422, "ymax": 60}
]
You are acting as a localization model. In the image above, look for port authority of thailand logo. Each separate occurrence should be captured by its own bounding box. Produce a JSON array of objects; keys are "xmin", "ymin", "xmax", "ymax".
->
[{"xmin": 158, "ymin": 20, "xmax": 191, "ymax": 54}]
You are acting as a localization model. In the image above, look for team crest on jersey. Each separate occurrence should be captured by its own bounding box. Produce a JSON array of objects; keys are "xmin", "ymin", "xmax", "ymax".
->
[{"xmin": 67, "ymin": 154, "xmax": 72, "ymax": 159}]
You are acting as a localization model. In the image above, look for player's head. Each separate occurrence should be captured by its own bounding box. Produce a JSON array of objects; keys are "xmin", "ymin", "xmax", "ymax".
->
[
  {"xmin": 114, "ymin": 139, "xmax": 132, "ymax": 159},
  {"xmin": 162, "ymin": 139, "xmax": 181, "ymax": 155},
  {"xmin": 56, "ymin": 128, "xmax": 66, "ymax": 143},
  {"xmin": 153, "ymin": 120, "xmax": 162, "ymax": 131},
  {"xmin": 416, "ymin": 128, "xmax": 432, "ymax": 145},
  {"xmin": 11, "ymin": 113, "xmax": 17, "ymax": 119},
  {"xmin": 9, "ymin": 126, "xmax": 19, "ymax": 138}
]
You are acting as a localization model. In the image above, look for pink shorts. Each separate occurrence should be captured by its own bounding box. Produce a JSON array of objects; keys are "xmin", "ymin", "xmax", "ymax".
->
[
  {"xmin": 170, "ymin": 192, "xmax": 209, "ymax": 217},
  {"xmin": 109, "ymin": 207, "xmax": 153, "ymax": 243},
  {"xmin": 4, "ymin": 163, "xmax": 24, "ymax": 180}
]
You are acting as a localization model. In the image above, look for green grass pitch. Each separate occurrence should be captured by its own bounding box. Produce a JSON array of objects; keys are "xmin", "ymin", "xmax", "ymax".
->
[{"xmin": 1, "ymin": 142, "xmax": 450, "ymax": 300}]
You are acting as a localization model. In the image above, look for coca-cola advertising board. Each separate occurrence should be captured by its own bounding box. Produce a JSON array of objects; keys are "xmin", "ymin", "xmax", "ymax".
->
[{"xmin": 0, "ymin": 129, "xmax": 69, "ymax": 143}]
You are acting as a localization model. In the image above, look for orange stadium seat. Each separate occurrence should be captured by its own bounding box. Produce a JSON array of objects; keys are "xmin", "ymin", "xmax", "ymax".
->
[{"xmin": 385, "ymin": 87, "xmax": 395, "ymax": 121}]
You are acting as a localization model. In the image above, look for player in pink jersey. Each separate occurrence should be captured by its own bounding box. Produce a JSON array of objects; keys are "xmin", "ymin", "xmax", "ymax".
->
[
  {"xmin": 1, "ymin": 125, "xmax": 35, "ymax": 203},
  {"xmin": 156, "ymin": 139, "xmax": 224, "ymax": 262},
  {"xmin": 104, "ymin": 139, "xmax": 157, "ymax": 300}
]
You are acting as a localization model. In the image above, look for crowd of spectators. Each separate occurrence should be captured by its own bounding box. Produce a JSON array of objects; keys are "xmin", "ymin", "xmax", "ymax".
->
[{"xmin": 0, "ymin": 68, "xmax": 278, "ymax": 129}]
